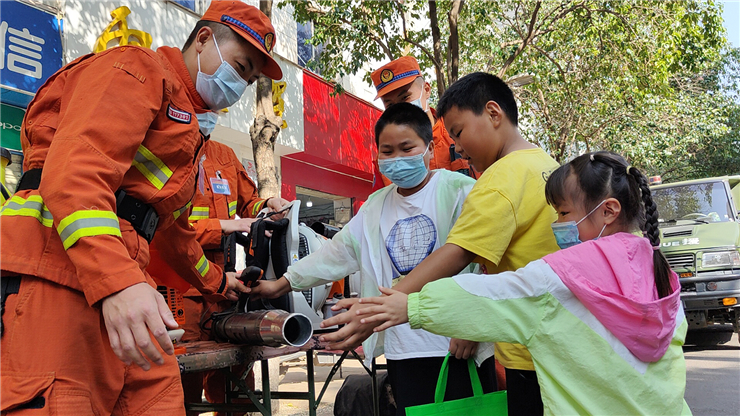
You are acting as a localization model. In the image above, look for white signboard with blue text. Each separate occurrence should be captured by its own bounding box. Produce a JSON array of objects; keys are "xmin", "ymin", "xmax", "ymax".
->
[{"xmin": 0, "ymin": 0, "xmax": 63, "ymax": 108}]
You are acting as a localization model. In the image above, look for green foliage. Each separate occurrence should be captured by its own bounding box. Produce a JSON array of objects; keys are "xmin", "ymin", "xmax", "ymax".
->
[{"xmin": 285, "ymin": 0, "xmax": 737, "ymax": 180}]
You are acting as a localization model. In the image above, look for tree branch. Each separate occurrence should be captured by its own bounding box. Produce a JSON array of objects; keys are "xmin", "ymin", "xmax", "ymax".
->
[
  {"xmin": 447, "ymin": 0, "xmax": 464, "ymax": 83},
  {"xmin": 396, "ymin": 0, "xmax": 444, "ymax": 81},
  {"xmin": 428, "ymin": 0, "xmax": 447, "ymax": 96},
  {"xmin": 305, "ymin": 0, "xmax": 395, "ymax": 61},
  {"xmin": 498, "ymin": 0, "xmax": 541, "ymax": 78}
]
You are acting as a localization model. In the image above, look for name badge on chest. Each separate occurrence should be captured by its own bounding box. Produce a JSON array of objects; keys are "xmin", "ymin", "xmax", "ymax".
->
[{"xmin": 209, "ymin": 177, "xmax": 231, "ymax": 195}]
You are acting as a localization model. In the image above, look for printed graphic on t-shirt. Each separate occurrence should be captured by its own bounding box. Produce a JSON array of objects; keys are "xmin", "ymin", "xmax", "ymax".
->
[{"xmin": 385, "ymin": 214, "xmax": 437, "ymax": 278}]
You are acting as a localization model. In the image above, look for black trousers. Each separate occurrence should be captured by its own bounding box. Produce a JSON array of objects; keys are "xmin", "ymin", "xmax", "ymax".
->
[
  {"xmin": 386, "ymin": 356, "xmax": 497, "ymax": 416},
  {"xmin": 505, "ymin": 368, "xmax": 543, "ymax": 416}
]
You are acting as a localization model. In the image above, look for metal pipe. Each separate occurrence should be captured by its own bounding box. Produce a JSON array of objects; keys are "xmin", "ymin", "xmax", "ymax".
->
[{"xmin": 212, "ymin": 310, "xmax": 313, "ymax": 347}]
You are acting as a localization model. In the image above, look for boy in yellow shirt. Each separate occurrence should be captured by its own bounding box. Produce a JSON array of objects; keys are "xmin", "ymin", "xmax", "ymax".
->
[{"xmin": 321, "ymin": 72, "xmax": 560, "ymax": 415}]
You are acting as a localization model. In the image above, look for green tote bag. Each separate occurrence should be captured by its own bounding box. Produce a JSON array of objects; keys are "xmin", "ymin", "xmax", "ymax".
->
[{"xmin": 405, "ymin": 353, "xmax": 507, "ymax": 416}]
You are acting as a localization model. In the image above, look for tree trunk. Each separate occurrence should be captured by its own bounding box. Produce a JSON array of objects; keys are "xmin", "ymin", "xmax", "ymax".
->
[
  {"xmin": 428, "ymin": 0, "xmax": 446, "ymax": 97},
  {"xmin": 447, "ymin": 0, "xmax": 463, "ymax": 85},
  {"xmin": 250, "ymin": 0, "xmax": 283, "ymax": 198}
]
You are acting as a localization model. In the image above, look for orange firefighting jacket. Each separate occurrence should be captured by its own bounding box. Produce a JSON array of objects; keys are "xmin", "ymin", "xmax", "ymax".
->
[
  {"xmin": 0, "ymin": 45, "xmax": 228, "ymax": 306},
  {"xmin": 371, "ymin": 108, "xmax": 478, "ymax": 192},
  {"xmin": 188, "ymin": 140, "xmax": 266, "ymax": 259}
]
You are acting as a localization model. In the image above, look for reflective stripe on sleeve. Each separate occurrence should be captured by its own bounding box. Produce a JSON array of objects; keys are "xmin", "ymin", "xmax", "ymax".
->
[
  {"xmin": 228, "ymin": 200, "xmax": 237, "ymax": 218},
  {"xmin": 188, "ymin": 206, "xmax": 210, "ymax": 221},
  {"xmin": 251, "ymin": 200, "xmax": 266, "ymax": 217},
  {"xmin": 0, "ymin": 194, "xmax": 53, "ymax": 227},
  {"xmin": 195, "ymin": 254, "xmax": 210, "ymax": 277},
  {"xmin": 132, "ymin": 145, "xmax": 173, "ymax": 190},
  {"xmin": 57, "ymin": 210, "xmax": 121, "ymax": 250},
  {"xmin": 173, "ymin": 201, "xmax": 192, "ymax": 220}
]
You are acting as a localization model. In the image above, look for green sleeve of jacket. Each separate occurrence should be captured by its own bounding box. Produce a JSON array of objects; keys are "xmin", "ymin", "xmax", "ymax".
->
[{"xmin": 408, "ymin": 264, "xmax": 551, "ymax": 346}]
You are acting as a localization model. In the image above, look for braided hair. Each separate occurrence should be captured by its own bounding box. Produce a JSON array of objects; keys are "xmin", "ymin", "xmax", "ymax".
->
[{"xmin": 545, "ymin": 151, "xmax": 673, "ymax": 298}]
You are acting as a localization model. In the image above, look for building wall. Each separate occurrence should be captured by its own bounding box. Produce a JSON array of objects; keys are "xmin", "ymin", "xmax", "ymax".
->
[{"xmin": 5, "ymin": 0, "xmax": 380, "ymax": 205}]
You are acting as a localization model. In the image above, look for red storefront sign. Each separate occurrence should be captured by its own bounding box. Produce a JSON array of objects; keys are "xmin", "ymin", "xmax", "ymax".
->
[{"xmin": 281, "ymin": 70, "xmax": 382, "ymax": 213}]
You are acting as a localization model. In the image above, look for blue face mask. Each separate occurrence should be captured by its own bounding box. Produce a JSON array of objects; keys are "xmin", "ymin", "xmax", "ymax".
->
[
  {"xmin": 378, "ymin": 147, "xmax": 429, "ymax": 189},
  {"xmin": 196, "ymin": 35, "xmax": 249, "ymax": 110},
  {"xmin": 551, "ymin": 199, "xmax": 608, "ymax": 249},
  {"xmin": 196, "ymin": 111, "xmax": 218, "ymax": 136},
  {"xmin": 408, "ymin": 87, "xmax": 427, "ymax": 112}
]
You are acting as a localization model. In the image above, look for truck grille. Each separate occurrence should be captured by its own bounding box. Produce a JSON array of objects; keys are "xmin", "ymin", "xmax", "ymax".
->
[{"xmin": 666, "ymin": 253, "xmax": 695, "ymax": 271}]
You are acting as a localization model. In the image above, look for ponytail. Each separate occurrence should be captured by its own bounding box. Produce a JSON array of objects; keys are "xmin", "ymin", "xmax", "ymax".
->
[{"xmin": 628, "ymin": 166, "xmax": 673, "ymax": 299}]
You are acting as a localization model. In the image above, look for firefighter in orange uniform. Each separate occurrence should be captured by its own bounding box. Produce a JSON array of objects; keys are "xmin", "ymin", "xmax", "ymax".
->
[
  {"xmin": 370, "ymin": 56, "xmax": 478, "ymax": 192},
  {"xmin": 179, "ymin": 139, "xmax": 288, "ymax": 414},
  {"xmin": 0, "ymin": 2, "xmax": 282, "ymax": 415}
]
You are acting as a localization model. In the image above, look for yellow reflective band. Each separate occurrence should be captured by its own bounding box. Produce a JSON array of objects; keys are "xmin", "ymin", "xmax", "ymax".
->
[
  {"xmin": 132, "ymin": 145, "xmax": 173, "ymax": 190},
  {"xmin": 195, "ymin": 254, "xmax": 209, "ymax": 277},
  {"xmin": 57, "ymin": 210, "xmax": 121, "ymax": 250},
  {"xmin": 0, "ymin": 194, "xmax": 54, "ymax": 227},
  {"xmin": 188, "ymin": 206, "xmax": 210, "ymax": 221},
  {"xmin": 251, "ymin": 200, "xmax": 265, "ymax": 217},
  {"xmin": 228, "ymin": 200, "xmax": 237, "ymax": 218},
  {"xmin": 173, "ymin": 201, "xmax": 192, "ymax": 220}
]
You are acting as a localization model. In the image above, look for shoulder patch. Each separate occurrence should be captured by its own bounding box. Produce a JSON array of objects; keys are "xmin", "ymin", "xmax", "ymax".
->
[{"xmin": 167, "ymin": 104, "xmax": 191, "ymax": 124}]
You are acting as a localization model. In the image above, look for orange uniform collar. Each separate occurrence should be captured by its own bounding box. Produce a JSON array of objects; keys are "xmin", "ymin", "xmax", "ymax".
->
[{"xmin": 157, "ymin": 46, "xmax": 208, "ymax": 114}]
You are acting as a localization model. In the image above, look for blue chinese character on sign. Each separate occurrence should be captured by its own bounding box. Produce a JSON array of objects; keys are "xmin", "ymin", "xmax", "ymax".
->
[
  {"xmin": 0, "ymin": 22, "xmax": 45, "ymax": 79},
  {"xmin": 0, "ymin": 1, "xmax": 63, "ymax": 108}
]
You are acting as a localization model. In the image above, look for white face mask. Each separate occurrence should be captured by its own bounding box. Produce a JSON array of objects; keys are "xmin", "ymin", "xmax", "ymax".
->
[
  {"xmin": 408, "ymin": 87, "xmax": 427, "ymax": 112},
  {"xmin": 196, "ymin": 35, "xmax": 249, "ymax": 110}
]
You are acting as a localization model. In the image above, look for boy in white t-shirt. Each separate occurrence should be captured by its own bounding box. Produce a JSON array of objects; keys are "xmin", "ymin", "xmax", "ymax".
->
[{"xmin": 248, "ymin": 103, "xmax": 496, "ymax": 414}]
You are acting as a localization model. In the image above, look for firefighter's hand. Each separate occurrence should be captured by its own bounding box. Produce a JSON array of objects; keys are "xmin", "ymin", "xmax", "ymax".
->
[
  {"xmin": 225, "ymin": 271, "xmax": 249, "ymax": 301},
  {"xmin": 102, "ymin": 282, "xmax": 178, "ymax": 370},
  {"xmin": 220, "ymin": 218, "xmax": 258, "ymax": 235},
  {"xmin": 246, "ymin": 276, "xmax": 292, "ymax": 299},
  {"xmin": 266, "ymin": 197, "xmax": 291, "ymax": 219},
  {"xmin": 449, "ymin": 339, "xmax": 479, "ymax": 360},
  {"xmin": 318, "ymin": 298, "xmax": 379, "ymax": 350}
]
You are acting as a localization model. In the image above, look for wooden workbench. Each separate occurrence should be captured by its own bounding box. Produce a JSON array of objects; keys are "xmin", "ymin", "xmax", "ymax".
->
[{"xmin": 175, "ymin": 336, "xmax": 373, "ymax": 416}]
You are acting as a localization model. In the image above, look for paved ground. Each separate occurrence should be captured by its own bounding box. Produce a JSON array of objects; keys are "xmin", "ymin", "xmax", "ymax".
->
[{"xmin": 683, "ymin": 328, "xmax": 740, "ymax": 415}]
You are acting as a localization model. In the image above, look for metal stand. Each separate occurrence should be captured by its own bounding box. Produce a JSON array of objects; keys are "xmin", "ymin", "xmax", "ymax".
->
[{"xmin": 180, "ymin": 340, "xmax": 385, "ymax": 416}]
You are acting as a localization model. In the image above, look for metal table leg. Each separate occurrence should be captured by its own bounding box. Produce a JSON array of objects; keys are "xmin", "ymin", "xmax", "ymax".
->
[{"xmin": 307, "ymin": 350, "xmax": 317, "ymax": 416}]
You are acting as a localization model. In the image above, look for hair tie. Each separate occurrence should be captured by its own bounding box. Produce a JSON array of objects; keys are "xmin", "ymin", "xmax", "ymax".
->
[
  {"xmin": 626, "ymin": 165, "xmax": 633, "ymax": 175},
  {"xmin": 652, "ymin": 245, "xmax": 661, "ymax": 251},
  {"xmin": 589, "ymin": 154, "xmax": 595, "ymax": 161}
]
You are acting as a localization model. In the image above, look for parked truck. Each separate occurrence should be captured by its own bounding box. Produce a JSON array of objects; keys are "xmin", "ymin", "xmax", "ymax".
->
[{"xmin": 651, "ymin": 176, "xmax": 740, "ymax": 343}]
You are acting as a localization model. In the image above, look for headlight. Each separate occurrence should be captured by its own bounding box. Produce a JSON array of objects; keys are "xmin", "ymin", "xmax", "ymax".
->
[{"xmin": 702, "ymin": 251, "xmax": 740, "ymax": 268}]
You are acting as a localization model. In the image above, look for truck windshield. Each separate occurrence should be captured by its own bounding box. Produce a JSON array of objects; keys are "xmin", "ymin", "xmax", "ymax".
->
[{"xmin": 653, "ymin": 182, "xmax": 733, "ymax": 226}]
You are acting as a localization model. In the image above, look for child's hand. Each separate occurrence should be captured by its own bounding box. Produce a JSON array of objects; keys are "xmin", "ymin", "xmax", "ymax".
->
[
  {"xmin": 356, "ymin": 286, "xmax": 409, "ymax": 332},
  {"xmin": 449, "ymin": 339, "xmax": 479, "ymax": 360},
  {"xmin": 245, "ymin": 277, "xmax": 291, "ymax": 299}
]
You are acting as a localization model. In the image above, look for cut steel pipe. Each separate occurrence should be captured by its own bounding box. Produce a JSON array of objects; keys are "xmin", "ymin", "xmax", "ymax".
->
[{"xmin": 211, "ymin": 310, "xmax": 313, "ymax": 347}]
